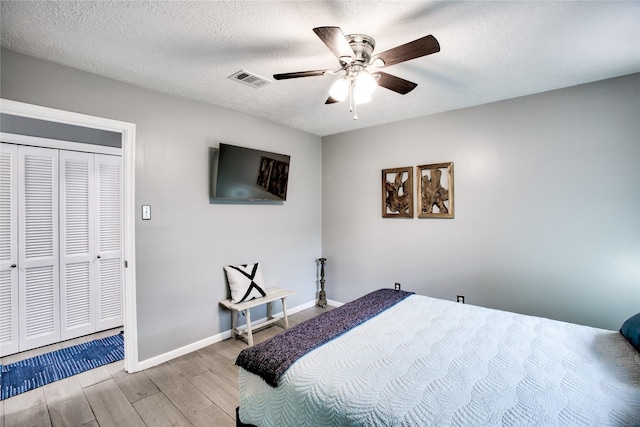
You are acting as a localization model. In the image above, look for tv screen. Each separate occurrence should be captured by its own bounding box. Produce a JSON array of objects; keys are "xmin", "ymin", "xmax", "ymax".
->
[{"xmin": 210, "ymin": 143, "xmax": 290, "ymax": 202}]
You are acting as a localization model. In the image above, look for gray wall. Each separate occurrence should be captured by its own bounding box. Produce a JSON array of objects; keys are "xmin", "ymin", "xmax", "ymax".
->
[
  {"xmin": 322, "ymin": 73, "xmax": 640, "ymax": 331},
  {"xmin": 1, "ymin": 48, "xmax": 322, "ymax": 360},
  {"xmin": 2, "ymin": 46, "xmax": 638, "ymax": 361}
]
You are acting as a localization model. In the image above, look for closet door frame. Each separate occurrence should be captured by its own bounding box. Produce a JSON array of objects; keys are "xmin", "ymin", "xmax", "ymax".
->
[{"xmin": 0, "ymin": 99, "xmax": 139, "ymax": 373}]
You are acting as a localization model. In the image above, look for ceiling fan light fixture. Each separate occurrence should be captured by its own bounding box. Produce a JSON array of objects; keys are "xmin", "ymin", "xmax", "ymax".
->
[
  {"xmin": 329, "ymin": 77, "xmax": 349, "ymax": 102},
  {"xmin": 353, "ymin": 89, "xmax": 372, "ymax": 105},
  {"xmin": 355, "ymin": 70, "xmax": 377, "ymax": 95}
]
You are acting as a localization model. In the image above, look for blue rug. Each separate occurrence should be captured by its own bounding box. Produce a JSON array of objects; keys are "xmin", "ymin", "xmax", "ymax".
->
[{"xmin": 1, "ymin": 333, "xmax": 124, "ymax": 400}]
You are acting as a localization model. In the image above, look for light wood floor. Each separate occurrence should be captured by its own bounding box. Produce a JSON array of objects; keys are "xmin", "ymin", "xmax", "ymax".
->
[{"xmin": 1, "ymin": 306, "xmax": 329, "ymax": 427}]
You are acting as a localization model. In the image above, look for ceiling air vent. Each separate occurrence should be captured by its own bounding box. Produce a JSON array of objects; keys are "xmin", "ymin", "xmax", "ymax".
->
[{"xmin": 228, "ymin": 70, "xmax": 271, "ymax": 88}]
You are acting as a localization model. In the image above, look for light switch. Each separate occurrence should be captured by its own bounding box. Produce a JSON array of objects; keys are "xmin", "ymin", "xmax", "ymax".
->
[{"xmin": 142, "ymin": 205, "xmax": 151, "ymax": 220}]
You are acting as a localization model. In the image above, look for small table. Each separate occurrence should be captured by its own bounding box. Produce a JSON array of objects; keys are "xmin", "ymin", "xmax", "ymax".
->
[{"xmin": 219, "ymin": 287, "xmax": 295, "ymax": 346}]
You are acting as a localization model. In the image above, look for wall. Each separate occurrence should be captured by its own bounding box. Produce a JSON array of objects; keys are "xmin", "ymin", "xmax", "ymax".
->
[
  {"xmin": 1, "ymin": 48, "xmax": 323, "ymax": 361},
  {"xmin": 322, "ymin": 73, "xmax": 640, "ymax": 330}
]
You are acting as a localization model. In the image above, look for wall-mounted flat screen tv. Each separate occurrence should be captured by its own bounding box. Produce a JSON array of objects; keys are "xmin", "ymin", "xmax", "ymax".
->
[{"xmin": 210, "ymin": 143, "xmax": 290, "ymax": 202}]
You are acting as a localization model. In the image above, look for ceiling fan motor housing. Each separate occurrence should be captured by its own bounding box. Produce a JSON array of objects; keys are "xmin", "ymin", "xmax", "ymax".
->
[{"xmin": 345, "ymin": 34, "xmax": 375, "ymax": 65}]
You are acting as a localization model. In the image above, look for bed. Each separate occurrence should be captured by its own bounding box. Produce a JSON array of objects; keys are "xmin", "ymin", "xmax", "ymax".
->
[{"xmin": 236, "ymin": 289, "xmax": 640, "ymax": 426}]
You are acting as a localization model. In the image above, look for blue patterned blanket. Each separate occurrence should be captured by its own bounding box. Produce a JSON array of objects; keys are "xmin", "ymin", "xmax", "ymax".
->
[{"xmin": 236, "ymin": 288, "xmax": 414, "ymax": 387}]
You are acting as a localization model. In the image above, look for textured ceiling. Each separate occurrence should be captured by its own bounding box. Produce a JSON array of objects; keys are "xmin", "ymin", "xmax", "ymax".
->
[{"xmin": 1, "ymin": 1, "xmax": 639, "ymax": 136}]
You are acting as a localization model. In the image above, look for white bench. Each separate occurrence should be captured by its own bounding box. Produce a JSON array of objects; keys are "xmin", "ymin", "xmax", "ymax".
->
[{"xmin": 219, "ymin": 287, "xmax": 295, "ymax": 346}]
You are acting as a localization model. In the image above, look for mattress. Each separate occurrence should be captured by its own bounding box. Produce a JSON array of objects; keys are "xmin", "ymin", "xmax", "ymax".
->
[{"xmin": 238, "ymin": 294, "xmax": 640, "ymax": 426}]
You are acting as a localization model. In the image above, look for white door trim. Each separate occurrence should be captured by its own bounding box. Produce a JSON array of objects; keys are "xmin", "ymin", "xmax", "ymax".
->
[
  {"xmin": 0, "ymin": 98, "xmax": 139, "ymax": 372},
  {"xmin": 0, "ymin": 132, "xmax": 122, "ymax": 155}
]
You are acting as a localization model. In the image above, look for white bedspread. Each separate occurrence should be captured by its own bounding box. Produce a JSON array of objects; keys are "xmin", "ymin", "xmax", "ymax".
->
[{"xmin": 239, "ymin": 294, "xmax": 640, "ymax": 426}]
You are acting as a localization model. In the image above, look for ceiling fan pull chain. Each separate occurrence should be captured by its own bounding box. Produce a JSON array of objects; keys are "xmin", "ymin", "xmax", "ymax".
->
[
  {"xmin": 353, "ymin": 92, "xmax": 358, "ymax": 120},
  {"xmin": 345, "ymin": 76, "xmax": 357, "ymax": 120},
  {"xmin": 349, "ymin": 78, "xmax": 354, "ymax": 113}
]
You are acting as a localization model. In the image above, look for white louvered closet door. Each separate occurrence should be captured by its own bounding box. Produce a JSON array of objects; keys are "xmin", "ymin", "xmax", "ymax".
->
[
  {"xmin": 18, "ymin": 145, "xmax": 60, "ymax": 351},
  {"xmin": 0, "ymin": 145, "xmax": 122, "ymax": 357},
  {"xmin": 95, "ymin": 154, "xmax": 123, "ymax": 331},
  {"xmin": 60, "ymin": 151, "xmax": 96, "ymax": 340},
  {"xmin": 0, "ymin": 143, "xmax": 19, "ymax": 356}
]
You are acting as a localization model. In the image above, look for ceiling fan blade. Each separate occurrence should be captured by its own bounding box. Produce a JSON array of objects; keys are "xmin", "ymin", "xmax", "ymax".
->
[
  {"xmin": 313, "ymin": 26, "xmax": 355, "ymax": 62},
  {"xmin": 325, "ymin": 96, "xmax": 340, "ymax": 104},
  {"xmin": 273, "ymin": 70, "xmax": 329, "ymax": 80},
  {"xmin": 371, "ymin": 35, "xmax": 440, "ymax": 67},
  {"xmin": 373, "ymin": 72, "xmax": 418, "ymax": 95}
]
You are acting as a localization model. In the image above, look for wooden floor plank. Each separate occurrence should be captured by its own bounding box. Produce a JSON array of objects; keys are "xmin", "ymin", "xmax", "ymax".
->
[
  {"xmin": 42, "ymin": 377, "xmax": 95, "ymax": 427},
  {"xmin": 144, "ymin": 363, "xmax": 213, "ymax": 418},
  {"xmin": 111, "ymin": 370, "xmax": 159, "ymax": 404},
  {"xmin": 252, "ymin": 326, "xmax": 282, "ymax": 344},
  {"xmin": 4, "ymin": 402, "xmax": 51, "ymax": 427},
  {"xmin": 105, "ymin": 360, "xmax": 125, "ymax": 376},
  {"xmin": 214, "ymin": 338, "xmax": 247, "ymax": 360},
  {"xmin": 168, "ymin": 351, "xmax": 209, "ymax": 379},
  {"xmin": 83, "ymin": 379, "xmax": 145, "ymax": 427},
  {"xmin": 189, "ymin": 370, "xmax": 239, "ymax": 418},
  {"xmin": 196, "ymin": 347, "xmax": 239, "ymax": 388},
  {"xmin": 2, "ymin": 387, "xmax": 46, "ymax": 415},
  {"xmin": 188, "ymin": 404, "xmax": 235, "ymax": 427},
  {"xmin": 75, "ymin": 365, "xmax": 113, "ymax": 389},
  {"xmin": 291, "ymin": 306, "xmax": 331, "ymax": 325},
  {"xmin": 133, "ymin": 392, "xmax": 192, "ymax": 427}
]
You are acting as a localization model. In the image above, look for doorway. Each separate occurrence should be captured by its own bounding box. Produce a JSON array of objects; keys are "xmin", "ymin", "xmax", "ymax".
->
[{"xmin": 0, "ymin": 99, "xmax": 138, "ymax": 372}]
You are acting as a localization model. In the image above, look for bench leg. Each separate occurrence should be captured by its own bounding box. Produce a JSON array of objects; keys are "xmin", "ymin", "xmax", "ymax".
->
[
  {"xmin": 267, "ymin": 301, "xmax": 273, "ymax": 321},
  {"xmin": 231, "ymin": 309, "xmax": 238, "ymax": 339},
  {"xmin": 281, "ymin": 297, "xmax": 289, "ymax": 330},
  {"xmin": 244, "ymin": 309, "xmax": 254, "ymax": 346}
]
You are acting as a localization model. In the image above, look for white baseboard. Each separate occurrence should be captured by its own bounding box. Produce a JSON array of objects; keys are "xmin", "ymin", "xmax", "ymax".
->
[
  {"xmin": 135, "ymin": 330, "xmax": 232, "ymax": 371},
  {"xmin": 134, "ymin": 299, "xmax": 334, "ymax": 372}
]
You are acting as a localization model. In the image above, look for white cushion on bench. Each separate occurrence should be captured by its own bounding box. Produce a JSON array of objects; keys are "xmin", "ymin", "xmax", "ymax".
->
[{"xmin": 224, "ymin": 263, "xmax": 267, "ymax": 303}]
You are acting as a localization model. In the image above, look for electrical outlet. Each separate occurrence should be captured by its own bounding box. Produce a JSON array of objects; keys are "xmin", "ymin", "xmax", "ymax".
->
[
  {"xmin": 394, "ymin": 282, "xmax": 401, "ymax": 291},
  {"xmin": 457, "ymin": 295, "xmax": 465, "ymax": 304}
]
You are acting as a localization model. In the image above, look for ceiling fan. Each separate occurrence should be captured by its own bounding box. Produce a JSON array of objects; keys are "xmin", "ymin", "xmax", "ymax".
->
[{"xmin": 273, "ymin": 26, "xmax": 440, "ymax": 119}]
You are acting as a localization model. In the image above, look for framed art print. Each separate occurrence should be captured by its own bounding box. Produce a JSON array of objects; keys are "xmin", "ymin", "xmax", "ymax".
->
[
  {"xmin": 382, "ymin": 166, "xmax": 413, "ymax": 218},
  {"xmin": 417, "ymin": 162, "xmax": 454, "ymax": 218}
]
